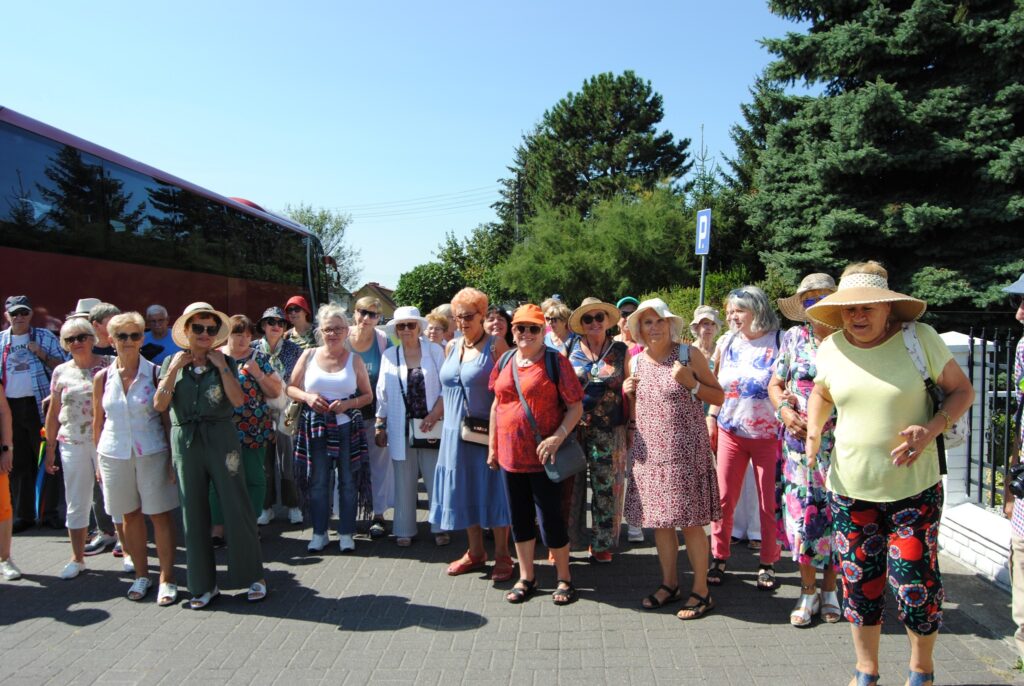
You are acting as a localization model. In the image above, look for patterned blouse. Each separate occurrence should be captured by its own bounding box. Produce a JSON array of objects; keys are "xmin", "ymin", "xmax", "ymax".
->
[
  {"xmin": 568, "ymin": 338, "xmax": 628, "ymax": 430},
  {"xmin": 231, "ymin": 350, "xmax": 276, "ymax": 449},
  {"xmin": 774, "ymin": 325, "xmax": 835, "ymax": 454},
  {"xmin": 50, "ymin": 356, "xmax": 112, "ymax": 444},
  {"xmin": 716, "ymin": 330, "xmax": 782, "ymax": 440}
]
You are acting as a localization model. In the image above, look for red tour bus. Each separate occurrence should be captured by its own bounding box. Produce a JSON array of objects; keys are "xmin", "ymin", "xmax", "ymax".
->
[{"xmin": 0, "ymin": 105, "xmax": 328, "ymax": 331}]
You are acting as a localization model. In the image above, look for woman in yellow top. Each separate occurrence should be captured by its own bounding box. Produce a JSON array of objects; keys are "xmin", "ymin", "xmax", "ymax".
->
[{"xmin": 805, "ymin": 262, "xmax": 973, "ymax": 686}]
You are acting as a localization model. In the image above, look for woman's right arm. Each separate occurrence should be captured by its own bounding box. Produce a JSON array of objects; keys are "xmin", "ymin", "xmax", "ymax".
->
[
  {"xmin": 44, "ymin": 377, "xmax": 62, "ymax": 471},
  {"xmin": 286, "ymin": 349, "xmax": 311, "ymax": 402},
  {"xmin": 153, "ymin": 352, "xmax": 188, "ymax": 412},
  {"xmin": 0, "ymin": 384, "xmax": 12, "ymax": 474}
]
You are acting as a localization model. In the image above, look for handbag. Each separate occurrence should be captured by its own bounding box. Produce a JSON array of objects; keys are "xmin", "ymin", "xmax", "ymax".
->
[
  {"xmin": 455, "ymin": 337, "xmax": 491, "ymax": 445},
  {"xmin": 510, "ymin": 359, "xmax": 586, "ymax": 483},
  {"xmin": 282, "ymin": 401, "xmax": 303, "ymax": 438}
]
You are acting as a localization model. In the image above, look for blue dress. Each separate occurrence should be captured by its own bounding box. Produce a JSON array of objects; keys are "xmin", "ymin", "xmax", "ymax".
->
[{"xmin": 429, "ymin": 336, "xmax": 511, "ymax": 530}]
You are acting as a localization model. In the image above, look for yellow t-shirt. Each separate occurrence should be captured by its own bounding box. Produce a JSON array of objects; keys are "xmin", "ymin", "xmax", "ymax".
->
[{"xmin": 815, "ymin": 323, "xmax": 952, "ymax": 502}]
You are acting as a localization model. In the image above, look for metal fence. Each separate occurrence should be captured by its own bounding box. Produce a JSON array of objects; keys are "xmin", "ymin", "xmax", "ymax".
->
[{"xmin": 965, "ymin": 328, "xmax": 1020, "ymax": 507}]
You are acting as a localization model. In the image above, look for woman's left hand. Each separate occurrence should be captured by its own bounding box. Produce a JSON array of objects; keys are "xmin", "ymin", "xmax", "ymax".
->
[
  {"xmin": 207, "ymin": 349, "xmax": 228, "ymax": 369},
  {"xmin": 418, "ymin": 410, "xmax": 442, "ymax": 433},
  {"xmin": 891, "ymin": 424, "xmax": 932, "ymax": 467},
  {"xmin": 536, "ymin": 434, "xmax": 563, "ymax": 464},
  {"xmin": 327, "ymin": 399, "xmax": 347, "ymax": 413}
]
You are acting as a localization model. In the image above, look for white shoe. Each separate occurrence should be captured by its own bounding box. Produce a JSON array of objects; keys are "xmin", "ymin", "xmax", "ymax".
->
[
  {"xmin": 256, "ymin": 508, "xmax": 274, "ymax": 526},
  {"xmin": 307, "ymin": 533, "xmax": 329, "ymax": 552},
  {"xmin": 1, "ymin": 559, "xmax": 22, "ymax": 580},
  {"xmin": 59, "ymin": 561, "xmax": 85, "ymax": 580},
  {"xmin": 288, "ymin": 507, "xmax": 303, "ymax": 524},
  {"xmin": 339, "ymin": 534, "xmax": 355, "ymax": 552},
  {"xmin": 790, "ymin": 592, "xmax": 821, "ymax": 627},
  {"xmin": 627, "ymin": 525, "xmax": 644, "ymax": 542},
  {"xmin": 123, "ymin": 556, "xmax": 135, "ymax": 574}
]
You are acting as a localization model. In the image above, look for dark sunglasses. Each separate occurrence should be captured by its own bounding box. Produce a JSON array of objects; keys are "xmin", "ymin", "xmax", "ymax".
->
[
  {"xmin": 581, "ymin": 312, "xmax": 606, "ymax": 325},
  {"xmin": 544, "ymin": 316, "xmax": 562, "ymax": 322},
  {"xmin": 114, "ymin": 332, "xmax": 143, "ymax": 342},
  {"xmin": 453, "ymin": 312, "xmax": 477, "ymax": 321},
  {"xmin": 619, "ymin": 309, "xmax": 636, "ymax": 318},
  {"xmin": 802, "ymin": 295, "xmax": 827, "ymax": 309},
  {"xmin": 262, "ymin": 318, "xmax": 287, "ymax": 328},
  {"xmin": 514, "ymin": 324, "xmax": 542, "ymax": 335},
  {"xmin": 190, "ymin": 323, "xmax": 221, "ymax": 336},
  {"xmin": 1011, "ymin": 294, "xmax": 1024, "ymax": 309},
  {"xmin": 356, "ymin": 309, "xmax": 380, "ymax": 319},
  {"xmin": 64, "ymin": 333, "xmax": 92, "ymax": 345},
  {"xmin": 285, "ymin": 306, "xmax": 304, "ymax": 314},
  {"xmin": 395, "ymin": 322, "xmax": 418, "ymax": 331}
]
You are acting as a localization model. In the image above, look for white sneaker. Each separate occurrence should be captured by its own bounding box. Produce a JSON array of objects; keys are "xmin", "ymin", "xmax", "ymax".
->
[
  {"xmin": 627, "ymin": 525, "xmax": 644, "ymax": 542},
  {"xmin": 256, "ymin": 508, "xmax": 274, "ymax": 526},
  {"xmin": 288, "ymin": 507, "xmax": 303, "ymax": 524},
  {"xmin": 339, "ymin": 534, "xmax": 355, "ymax": 552},
  {"xmin": 307, "ymin": 533, "xmax": 329, "ymax": 552},
  {"xmin": 83, "ymin": 532, "xmax": 116, "ymax": 556},
  {"xmin": 1, "ymin": 558, "xmax": 22, "ymax": 580},
  {"xmin": 59, "ymin": 561, "xmax": 85, "ymax": 579},
  {"xmin": 123, "ymin": 556, "xmax": 134, "ymax": 574}
]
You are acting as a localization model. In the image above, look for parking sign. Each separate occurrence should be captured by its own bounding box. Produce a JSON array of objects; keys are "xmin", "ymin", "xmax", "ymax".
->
[{"xmin": 695, "ymin": 209, "xmax": 711, "ymax": 255}]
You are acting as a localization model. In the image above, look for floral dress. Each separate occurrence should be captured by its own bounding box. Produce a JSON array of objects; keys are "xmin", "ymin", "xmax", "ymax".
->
[
  {"xmin": 231, "ymin": 351, "xmax": 276, "ymax": 449},
  {"xmin": 774, "ymin": 325, "xmax": 836, "ymax": 570}
]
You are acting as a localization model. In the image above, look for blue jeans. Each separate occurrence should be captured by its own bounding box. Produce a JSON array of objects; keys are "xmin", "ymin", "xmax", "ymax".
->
[{"xmin": 308, "ymin": 423, "xmax": 355, "ymax": 536}]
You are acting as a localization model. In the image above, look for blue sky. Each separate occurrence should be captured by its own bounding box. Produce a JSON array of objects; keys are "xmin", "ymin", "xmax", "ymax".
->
[{"xmin": 2, "ymin": 2, "xmax": 803, "ymax": 289}]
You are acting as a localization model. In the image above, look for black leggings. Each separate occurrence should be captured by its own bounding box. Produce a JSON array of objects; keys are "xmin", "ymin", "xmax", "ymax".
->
[{"xmin": 501, "ymin": 469, "xmax": 569, "ymax": 549}]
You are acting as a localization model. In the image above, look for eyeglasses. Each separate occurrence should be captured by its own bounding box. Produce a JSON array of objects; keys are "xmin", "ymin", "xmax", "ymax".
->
[
  {"xmin": 114, "ymin": 332, "xmax": 143, "ymax": 342},
  {"xmin": 263, "ymin": 318, "xmax": 287, "ymax": 328},
  {"xmin": 514, "ymin": 324, "xmax": 542, "ymax": 335},
  {"xmin": 581, "ymin": 312, "xmax": 606, "ymax": 325},
  {"xmin": 619, "ymin": 309, "xmax": 636, "ymax": 318},
  {"xmin": 190, "ymin": 323, "xmax": 221, "ymax": 336},
  {"xmin": 802, "ymin": 295, "xmax": 827, "ymax": 309},
  {"xmin": 285, "ymin": 306, "xmax": 304, "ymax": 314},
  {"xmin": 395, "ymin": 322, "xmax": 418, "ymax": 331},
  {"xmin": 356, "ymin": 309, "xmax": 380, "ymax": 319},
  {"xmin": 453, "ymin": 312, "xmax": 477, "ymax": 321},
  {"xmin": 321, "ymin": 326, "xmax": 347, "ymax": 336},
  {"xmin": 64, "ymin": 333, "xmax": 92, "ymax": 345},
  {"xmin": 544, "ymin": 316, "xmax": 561, "ymax": 322}
]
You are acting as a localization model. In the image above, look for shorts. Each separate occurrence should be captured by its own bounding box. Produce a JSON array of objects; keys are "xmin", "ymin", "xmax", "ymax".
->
[{"xmin": 99, "ymin": 451, "xmax": 179, "ymax": 517}]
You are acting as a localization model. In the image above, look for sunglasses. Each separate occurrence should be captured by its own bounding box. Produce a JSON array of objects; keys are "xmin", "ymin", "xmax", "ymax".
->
[
  {"xmin": 1011, "ymin": 294, "xmax": 1024, "ymax": 309},
  {"xmin": 619, "ymin": 309, "xmax": 636, "ymax": 318},
  {"xmin": 581, "ymin": 312, "xmax": 606, "ymax": 325},
  {"xmin": 114, "ymin": 332, "xmax": 143, "ymax": 342},
  {"xmin": 9, "ymin": 310, "xmax": 30, "ymax": 317},
  {"xmin": 802, "ymin": 295, "xmax": 827, "ymax": 309},
  {"xmin": 395, "ymin": 322, "xmax": 419, "ymax": 331},
  {"xmin": 356, "ymin": 309, "xmax": 380, "ymax": 319},
  {"xmin": 544, "ymin": 316, "xmax": 562, "ymax": 322},
  {"xmin": 190, "ymin": 323, "xmax": 221, "ymax": 336},
  {"xmin": 453, "ymin": 312, "xmax": 477, "ymax": 321},
  {"xmin": 321, "ymin": 326, "xmax": 347, "ymax": 336},
  {"xmin": 64, "ymin": 333, "xmax": 92, "ymax": 345},
  {"xmin": 263, "ymin": 318, "xmax": 287, "ymax": 328},
  {"xmin": 285, "ymin": 306, "xmax": 304, "ymax": 314},
  {"xmin": 514, "ymin": 324, "xmax": 542, "ymax": 335}
]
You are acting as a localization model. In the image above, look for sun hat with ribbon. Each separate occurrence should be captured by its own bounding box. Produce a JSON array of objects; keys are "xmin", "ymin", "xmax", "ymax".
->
[
  {"xmin": 777, "ymin": 273, "xmax": 837, "ymax": 323},
  {"xmin": 171, "ymin": 302, "xmax": 232, "ymax": 348},
  {"xmin": 386, "ymin": 305, "xmax": 428, "ymax": 335},
  {"xmin": 806, "ymin": 272, "xmax": 926, "ymax": 330},
  {"xmin": 568, "ymin": 297, "xmax": 620, "ymax": 335},
  {"xmin": 689, "ymin": 305, "xmax": 724, "ymax": 332},
  {"xmin": 625, "ymin": 298, "xmax": 686, "ymax": 345}
]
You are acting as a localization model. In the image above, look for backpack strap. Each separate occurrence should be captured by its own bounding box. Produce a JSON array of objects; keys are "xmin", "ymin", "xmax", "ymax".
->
[
  {"xmin": 677, "ymin": 343, "xmax": 690, "ymax": 365},
  {"xmin": 498, "ymin": 349, "xmax": 516, "ymax": 372},
  {"xmin": 544, "ymin": 348, "xmax": 560, "ymax": 385}
]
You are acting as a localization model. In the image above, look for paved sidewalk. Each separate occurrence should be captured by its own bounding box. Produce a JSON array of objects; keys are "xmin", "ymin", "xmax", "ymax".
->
[{"xmin": 2, "ymin": 515, "xmax": 1023, "ymax": 686}]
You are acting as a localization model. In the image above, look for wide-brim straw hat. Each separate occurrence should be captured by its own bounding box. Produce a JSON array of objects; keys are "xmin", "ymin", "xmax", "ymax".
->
[
  {"xmin": 171, "ymin": 302, "xmax": 232, "ymax": 348},
  {"xmin": 386, "ymin": 305, "xmax": 428, "ymax": 335},
  {"xmin": 777, "ymin": 273, "xmax": 837, "ymax": 322},
  {"xmin": 806, "ymin": 273, "xmax": 926, "ymax": 329},
  {"xmin": 690, "ymin": 305, "xmax": 723, "ymax": 330},
  {"xmin": 568, "ymin": 297, "xmax": 620, "ymax": 335},
  {"xmin": 625, "ymin": 298, "xmax": 685, "ymax": 341}
]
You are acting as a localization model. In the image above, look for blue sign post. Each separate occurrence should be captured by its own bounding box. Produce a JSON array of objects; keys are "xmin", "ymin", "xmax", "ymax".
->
[{"xmin": 695, "ymin": 209, "xmax": 712, "ymax": 304}]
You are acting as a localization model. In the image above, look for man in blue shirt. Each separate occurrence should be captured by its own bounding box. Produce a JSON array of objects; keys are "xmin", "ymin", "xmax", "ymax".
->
[{"xmin": 142, "ymin": 304, "xmax": 181, "ymax": 364}]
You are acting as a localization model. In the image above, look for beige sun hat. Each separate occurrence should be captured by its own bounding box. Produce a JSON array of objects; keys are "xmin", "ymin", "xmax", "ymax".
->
[
  {"xmin": 625, "ymin": 298, "xmax": 685, "ymax": 345},
  {"xmin": 777, "ymin": 273, "xmax": 837, "ymax": 322},
  {"xmin": 568, "ymin": 297, "xmax": 620, "ymax": 335},
  {"xmin": 689, "ymin": 305, "xmax": 723, "ymax": 331},
  {"xmin": 806, "ymin": 273, "xmax": 926, "ymax": 329},
  {"xmin": 171, "ymin": 302, "xmax": 232, "ymax": 348},
  {"xmin": 67, "ymin": 297, "xmax": 102, "ymax": 320}
]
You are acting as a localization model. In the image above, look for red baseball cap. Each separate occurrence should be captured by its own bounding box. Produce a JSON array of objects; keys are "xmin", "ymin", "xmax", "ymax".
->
[{"xmin": 285, "ymin": 295, "xmax": 311, "ymax": 315}]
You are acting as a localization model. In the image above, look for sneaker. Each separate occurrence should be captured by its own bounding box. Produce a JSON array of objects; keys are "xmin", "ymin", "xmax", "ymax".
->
[
  {"xmin": 368, "ymin": 518, "xmax": 386, "ymax": 539},
  {"xmin": 59, "ymin": 561, "xmax": 85, "ymax": 579},
  {"xmin": 123, "ymin": 556, "xmax": 134, "ymax": 574},
  {"xmin": 627, "ymin": 525, "xmax": 644, "ymax": 542},
  {"xmin": 288, "ymin": 507, "xmax": 304, "ymax": 525},
  {"xmin": 112, "ymin": 542, "xmax": 125, "ymax": 558},
  {"xmin": 1, "ymin": 559, "xmax": 22, "ymax": 580},
  {"xmin": 307, "ymin": 533, "xmax": 329, "ymax": 552},
  {"xmin": 83, "ymin": 532, "xmax": 116, "ymax": 556},
  {"xmin": 339, "ymin": 534, "xmax": 356, "ymax": 552},
  {"xmin": 256, "ymin": 508, "xmax": 274, "ymax": 526}
]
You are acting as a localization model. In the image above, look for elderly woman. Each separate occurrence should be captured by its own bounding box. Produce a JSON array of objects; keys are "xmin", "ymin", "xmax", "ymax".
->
[
  {"xmin": 153, "ymin": 303, "xmax": 266, "ymax": 608},
  {"xmin": 93, "ymin": 312, "xmax": 179, "ymax": 604},
  {"xmin": 347, "ymin": 296, "xmax": 393, "ymax": 538},
  {"xmin": 485, "ymin": 306, "xmax": 513, "ymax": 348},
  {"xmin": 374, "ymin": 306, "xmax": 446, "ymax": 547},
  {"xmin": 430, "ymin": 288, "xmax": 514, "ymax": 581},
  {"xmin": 43, "ymin": 319, "xmax": 110, "ymax": 579},
  {"xmin": 489, "ymin": 304, "xmax": 583, "ymax": 604},
  {"xmin": 707, "ymin": 285, "xmax": 783, "ymax": 591},
  {"xmin": 288, "ymin": 304, "xmax": 373, "ymax": 553},
  {"xmin": 564, "ymin": 298, "xmax": 630, "ymax": 562},
  {"xmin": 209, "ymin": 315, "xmax": 282, "ymax": 544},
  {"xmin": 768, "ymin": 274, "xmax": 841, "ymax": 627},
  {"xmin": 285, "ymin": 295, "xmax": 317, "ymax": 350},
  {"xmin": 0, "ymin": 384, "xmax": 17, "ymax": 580},
  {"xmin": 541, "ymin": 298, "xmax": 577, "ymax": 356},
  {"xmin": 253, "ymin": 306, "xmax": 303, "ymax": 526},
  {"xmin": 623, "ymin": 298, "xmax": 723, "ymax": 619},
  {"xmin": 430, "ymin": 304, "xmax": 456, "ymax": 344},
  {"xmin": 805, "ymin": 262, "xmax": 973, "ymax": 686},
  {"xmin": 425, "ymin": 311, "xmax": 451, "ymax": 347}
]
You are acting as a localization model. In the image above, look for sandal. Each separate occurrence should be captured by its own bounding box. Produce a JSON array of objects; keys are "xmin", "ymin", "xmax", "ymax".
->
[
  {"xmin": 189, "ymin": 587, "xmax": 220, "ymax": 609},
  {"xmin": 552, "ymin": 579, "xmax": 578, "ymax": 606},
  {"xmin": 707, "ymin": 558, "xmax": 727, "ymax": 586},
  {"xmin": 853, "ymin": 669, "xmax": 880, "ymax": 685},
  {"xmin": 789, "ymin": 592, "xmax": 820, "ymax": 627},
  {"xmin": 434, "ymin": 533, "xmax": 450, "ymax": 547},
  {"xmin": 247, "ymin": 581, "xmax": 268, "ymax": 603},
  {"xmin": 127, "ymin": 577, "xmax": 151, "ymax": 601},
  {"xmin": 396, "ymin": 537, "xmax": 413, "ymax": 547},
  {"xmin": 676, "ymin": 592, "xmax": 715, "ymax": 620},
  {"xmin": 505, "ymin": 578, "xmax": 537, "ymax": 604},
  {"xmin": 820, "ymin": 589, "xmax": 841, "ymax": 623},
  {"xmin": 641, "ymin": 584, "xmax": 681, "ymax": 610},
  {"xmin": 157, "ymin": 582, "xmax": 178, "ymax": 607},
  {"xmin": 907, "ymin": 669, "xmax": 934, "ymax": 686},
  {"xmin": 491, "ymin": 555, "xmax": 515, "ymax": 583},
  {"xmin": 446, "ymin": 551, "xmax": 487, "ymax": 576},
  {"xmin": 756, "ymin": 564, "xmax": 776, "ymax": 591},
  {"xmin": 747, "ymin": 539, "xmax": 761, "ymax": 551}
]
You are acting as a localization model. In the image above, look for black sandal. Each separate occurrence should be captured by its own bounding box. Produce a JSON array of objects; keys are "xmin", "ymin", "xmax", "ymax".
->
[
  {"xmin": 641, "ymin": 584, "xmax": 681, "ymax": 610},
  {"xmin": 676, "ymin": 592, "xmax": 715, "ymax": 620},
  {"xmin": 756, "ymin": 564, "xmax": 776, "ymax": 591},
  {"xmin": 707, "ymin": 558, "xmax": 727, "ymax": 586},
  {"xmin": 505, "ymin": 578, "xmax": 537, "ymax": 604},
  {"xmin": 552, "ymin": 580, "xmax": 578, "ymax": 606}
]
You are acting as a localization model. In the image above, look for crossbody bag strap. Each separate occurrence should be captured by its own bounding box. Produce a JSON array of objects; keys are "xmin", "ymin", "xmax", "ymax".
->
[
  {"xmin": 511, "ymin": 361, "xmax": 543, "ymax": 443},
  {"xmin": 900, "ymin": 322, "xmax": 947, "ymax": 475}
]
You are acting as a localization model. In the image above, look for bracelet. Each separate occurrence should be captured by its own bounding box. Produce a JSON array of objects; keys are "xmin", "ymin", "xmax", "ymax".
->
[
  {"xmin": 157, "ymin": 387, "xmax": 172, "ymax": 397},
  {"xmin": 690, "ymin": 381, "xmax": 701, "ymax": 398},
  {"xmin": 937, "ymin": 409, "xmax": 953, "ymax": 431},
  {"xmin": 708, "ymin": 414, "xmax": 719, "ymax": 420},
  {"xmin": 774, "ymin": 402, "xmax": 791, "ymax": 424}
]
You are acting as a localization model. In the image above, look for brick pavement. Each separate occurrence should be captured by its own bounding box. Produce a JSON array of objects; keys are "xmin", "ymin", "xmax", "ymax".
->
[{"xmin": 2, "ymin": 513, "xmax": 1023, "ymax": 686}]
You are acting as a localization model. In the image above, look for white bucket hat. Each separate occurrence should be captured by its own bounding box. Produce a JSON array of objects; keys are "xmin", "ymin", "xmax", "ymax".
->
[{"xmin": 386, "ymin": 306, "xmax": 428, "ymax": 336}]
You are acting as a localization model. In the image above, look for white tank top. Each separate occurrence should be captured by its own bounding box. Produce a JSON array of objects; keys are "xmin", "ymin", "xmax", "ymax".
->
[
  {"xmin": 97, "ymin": 358, "xmax": 168, "ymax": 459},
  {"xmin": 304, "ymin": 351, "xmax": 357, "ymax": 424}
]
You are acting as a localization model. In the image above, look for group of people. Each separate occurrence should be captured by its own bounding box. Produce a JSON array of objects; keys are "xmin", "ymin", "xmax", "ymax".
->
[{"xmin": 2, "ymin": 258, "xmax": 1006, "ymax": 686}]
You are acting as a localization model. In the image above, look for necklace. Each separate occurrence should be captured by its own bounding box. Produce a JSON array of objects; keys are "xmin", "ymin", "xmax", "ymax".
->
[
  {"xmin": 583, "ymin": 338, "xmax": 611, "ymax": 378},
  {"xmin": 516, "ymin": 351, "xmax": 543, "ymax": 368},
  {"xmin": 463, "ymin": 330, "xmax": 486, "ymax": 350}
]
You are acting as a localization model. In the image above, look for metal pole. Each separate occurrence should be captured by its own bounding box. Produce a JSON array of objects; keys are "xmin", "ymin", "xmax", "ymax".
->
[{"xmin": 699, "ymin": 255, "xmax": 708, "ymax": 306}]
